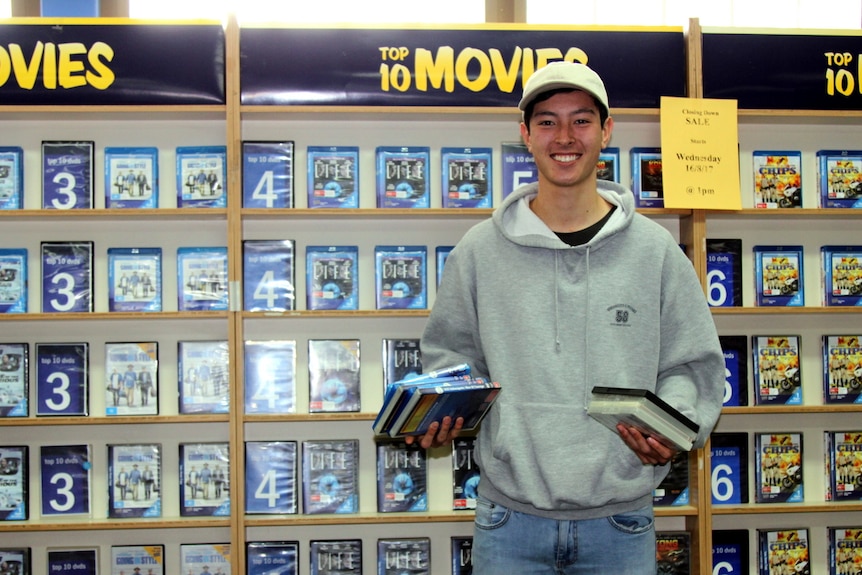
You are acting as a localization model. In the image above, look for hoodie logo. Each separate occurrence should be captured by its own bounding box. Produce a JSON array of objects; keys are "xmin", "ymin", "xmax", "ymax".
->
[{"xmin": 607, "ymin": 304, "xmax": 636, "ymax": 327}]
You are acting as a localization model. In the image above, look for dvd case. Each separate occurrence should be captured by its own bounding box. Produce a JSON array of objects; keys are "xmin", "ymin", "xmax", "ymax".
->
[
  {"xmin": 180, "ymin": 543, "xmax": 231, "ymax": 575},
  {"xmin": 376, "ymin": 440, "xmax": 427, "ymax": 512},
  {"xmin": 752, "ymin": 335, "xmax": 802, "ymax": 405},
  {"xmin": 821, "ymin": 245, "xmax": 862, "ymax": 306},
  {"xmin": 110, "ymin": 544, "xmax": 165, "ymax": 575},
  {"xmin": 500, "ymin": 141, "xmax": 537, "ymax": 200},
  {"xmin": 757, "ymin": 528, "xmax": 809, "ymax": 575},
  {"xmin": 712, "ymin": 530, "xmax": 749, "ymax": 575},
  {"xmin": 0, "ymin": 547, "xmax": 30, "ymax": 574},
  {"xmin": 47, "ymin": 548, "xmax": 97, "ymax": 575},
  {"xmin": 41, "ymin": 241, "xmax": 94, "ymax": 313},
  {"xmin": 823, "ymin": 335, "xmax": 862, "ymax": 404},
  {"xmin": 0, "ymin": 342, "xmax": 28, "ymax": 417},
  {"xmin": 243, "ymin": 239, "xmax": 296, "ymax": 312},
  {"xmin": 817, "ymin": 149, "xmax": 862, "ymax": 208},
  {"xmin": 382, "ymin": 338, "xmax": 422, "ymax": 388},
  {"xmin": 441, "ymin": 147, "xmax": 492, "ymax": 208},
  {"xmin": 376, "ymin": 146, "xmax": 431, "ymax": 208},
  {"xmin": 247, "ymin": 541, "xmax": 298, "ymax": 575},
  {"xmin": 177, "ymin": 246, "xmax": 229, "ymax": 311},
  {"xmin": 753, "ymin": 245, "xmax": 804, "ymax": 306},
  {"xmin": 452, "ymin": 437, "xmax": 479, "ymax": 511},
  {"xmin": 105, "ymin": 341, "xmax": 159, "ymax": 416},
  {"xmin": 42, "ymin": 141, "xmax": 94, "ymax": 210},
  {"xmin": 630, "ymin": 147, "xmax": 663, "ymax": 208},
  {"xmin": 752, "ymin": 150, "xmax": 802, "ymax": 209},
  {"xmin": 178, "ymin": 340, "xmax": 229, "ymax": 414},
  {"xmin": 0, "ymin": 146, "xmax": 23, "ymax": 210},
  {"xmin": 107, "ymin": 443, "xmax": 161, "ymax": 518},
  {"xmin": 451, "ymin": 536, "xmax": 473, "ymax": 575},
  {"xmin": 176, "ymin": 145, "xmax": 227, "ymax": 208},
  {"xmin": 654, "ymin": 451, "xmax": 689, "ymax": 507},
  {"xmin": 375, "ymin": 245, "xmax": 427, "ymax": 310},
  {"xmin": 40, "ymin": 444, "xmax": 90, "ymax": 516},
  {"xmin": 755, "ymin": 432, "xmax": 803, "ymax": 504},
  {"xmin": 828, "ymin": 526, "xmax": 862, "ymax": 575},
  {"xmin": 597, "ymin": 147, "xmax": 620, "ymax": 183},
  {"xmin": 180, "ymin": 442, "xmax": 230, "ymax": 516},
  {"xmin": 0, "ymin": 445, "xmax": 27, "ymax": 520},
  {"xmin": 308, "ymin": 339, "xmax": 361, "ymax": 413},
  {"xmin": 377, "ymin": 538, "xmax": 430, "ymax": 575},
  {"xmin": 655, "ymin": 531, "xmax": 691, "ymax": 575},
  {"xmin": 719, "ymin": 335, "xmax": 749, "ymax": 407},
  {"xmin": 310, "ymin": 539, "xmax": 362, "ymax": 575},
  {"xmin": 245, "ymin": 441, "xmax": 297, "ymax": 514},
  {"xmin": 710, "ymin": 432, "xmax": 749, "ymax": 505},
  {"xmin": 307, "ymin": 146, "xmax": 360, "ymax": 208},
  {"xmin": 306, "ymin": 245, "xmax": 359, "ymax": 310},
  {"xmin": 436, "ymin": 246, "xmax": 453, "ymax": 287},
  {"xmin": 302, "ymin": 439, "xmax": 359, "ymax": 514},
  {"xmin": 108, "ymin": 247, "xmax": 162, "ymax": 312},
  {"xmin": 244, "ymin": 340, "xmax": 296, "ymax": 414},
  {"xmin": 707, "ymin": 238, "xmax": 743, "ymax": 307},
  {"xmin": 35, "ymin": 342, "xmax": 88, "ymax": 416},
  {"xmin": 105, "ymin": 146, "xmax": 158, "ymax": 209},
  {"xmin": 242, "ymin": 141, "xmax": 295, "ymax": 208},
  {"xmin": 824, "ymin": 431, "xmax": 862, "ymax": 502},
  {"xmin": 0, "ymin": 248, "xmax": 27, "ymax": 314}
]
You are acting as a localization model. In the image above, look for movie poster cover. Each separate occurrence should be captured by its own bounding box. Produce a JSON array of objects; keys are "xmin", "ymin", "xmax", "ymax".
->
[
  {"xmin": 0, "ymin": 445, "xmax": 27, "ymax": 520},
  {"xmin": 755, "ymin": 432, "xmax": 804, "ymax": 504},
  {"xmin": 655, "ymin": 531, "xmax": 690, "ymax": 575},
  {"xmin": 242, "ymin": 240, "xmax": 295, "ymax": 312},
  {"xmin": 375, "ymin": 146, "xmax": 430, "ymax": 208},
  {"xmin": 0, "ymin": 342, "xmax": 28, "ymax": 417},
  {"xmin": 179, "ymin": 442, "xmax": 230, "ymax": 517},
  {"xmin": 110, "ymin": 544, "xmax": 164, "ymax": 575},
  {"xmin": 178, "ymin": 340, "xmax": 229, "ymax": 414},
  {"xmin": 0, "ymin": 248, "xmax": 27, "ymax": 314},
  {"xmin": 40, "ymin": 444, "xmax": 90, "ymax": 517},
  {"xmin": 41, "ymin": 241, "xmax": 94, "ymax": 313},
  {"xmin": 246, "ymin": 541, "xmax": 298, "ymax": 575},
  {"xmin": 752, "ymin": 335, "xmax": 802, "ymax": 405},
  {"xmin": 707, "ymin": 238, "xmax": 743, "ymax": 307},
  {"xmin": 308, "ymin": 339, "xmax": 360, "ymax": 413},
  {"xmin": 376, "ymin": 538, "xmax": 430, "ymax": 575},
  {"xmin": 244, "ymin": 340, "xmax": 296, "ymax": 415},
  {"xmin": 0, "ymin": 547, "xmax": 30, "ymax": 575},
  {"xmin": 630, "ymin": 147, "xmax": 663, "ymax": 208},
  {"xmin": 180, "ymin": 543, "xmax": 230, "ymax": 575},
  {"xmin": 712, "ymin": 530, "xmax": 749, "ymax": 575},
  {"xmin": 451, "ymin": 536, "xmax": 473, "ymax": 575},
  {"xmin": 500, "ymin": 142, "xmax": 536, "ymax": 200},
  {"xmin": 753, "ymin": 151, "xmax": 802, "ymax": 209},
  {"xmin": 176, "ymin": 146, "xmax": 227, "ymax": 208},
  {"xmin": 817, "ymin": 149, "xmax": 862, "ymax": 208},
  {"xmin": 376, "ymin": 440, "xmax": 427, "ymax": 513},
  {"xmin": 46, "ymin": 548, "xmax": 98, "ymax": 575},
  {"xmin": 105, "ymin": 342, "xmax": 158, "ymax": 416},
  {"xmin": 242, "ymin": 141, "xmax": 295, "ymax": 209},
  {"xmin": 374, "ymin": 245, "xmax": 427, "ymax": 310},
  {"xmin": 107, "ymin": 443, "xmax": 161, "ymax": 518},
  {"xmin": 824, "ymin": 431, "xmax": 862, "ymax": 502},
  {"xmin": 108, "ymin": 248, "xmax": 162, "ymax": 312},
  {"xmin": 754, "ymin": 245, "xmax": 804, "ymax": 307},
  {"xmin": 828, "ymin": 527, "xmax": 862, "ymax": 575},
  {"xmin": 758, "ymin": 528, "xmax": 810, "ymax": 575},
  {"xmin": 653, "ymin": 451, "xmax": 689, "ymax": 507},
  {"xmin": 177, "ymin": 246, "xmax": 229, "ymax": 311},
  {"xmin": 452, "ymin": 437, "xmax": 479, "ymax": 511},
  {"xmin": 309, "ymin": 540, "xmax": 362, "ymax": 575},
  {"xmin": 597, "ymin": 147, "xmax": 620, "ymax": 183},
  {"xmin": 823, "ymin": 335, "xmax": 862, "ymax": 404},
  {"xmin": 305, "ymin": 245, "xmax": 359, "ymax": 311},
  {"xmin": 0, "ymin": 146, "xmax": 23, "ymax": 210},
  {"xmin": 441, "ymin": 147, "xmax": 492, "ymax": 209},
  {"xmin": 382, "ymin": 338, "xmax": 422, "ymax": 388},
  {"xmin": 719, "ymin": 335, "xmax": 749, "ymax": 407},
  {"xmin": 42, "ymin": 141, "xmax": 94, "ymax": 210},
  {"xmin": 244, "ymin": 441, "xmax": 297, "ymax": 515},
  {"xmin": 307, "ymin": 146, "xmax": 359, "ymax": 209},
  {"xmin": 436, "ymin": 246, "xmax": 453, "ymax": 287},
  {"xmin": 710, "ymin": 432, "xmax": 749, "ymax": 505},
  {"xmin": 301, "ymin": 439, "xmax": 359, "ymax": 515},
  {"xmin": 35, "ymin": 342, "xmax": 88, "ymax": 416},
  {"xmin": 821, "ymin": 245, "xmax": 862, "ymax": 306},
  {"xmin": 105, "ymin": 147, "xmax": 158, "ymax": 209}
]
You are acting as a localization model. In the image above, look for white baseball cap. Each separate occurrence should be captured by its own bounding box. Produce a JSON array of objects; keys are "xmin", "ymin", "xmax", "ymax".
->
[{"xmin": 518, "ymin": 61, "xmax": 609, "ymax": 115}]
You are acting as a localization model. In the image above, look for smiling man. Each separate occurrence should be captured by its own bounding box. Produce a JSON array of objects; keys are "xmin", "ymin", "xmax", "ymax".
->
[{"xmin": 415, "ymin": 61, "xmax": 725, "ymax": 574}]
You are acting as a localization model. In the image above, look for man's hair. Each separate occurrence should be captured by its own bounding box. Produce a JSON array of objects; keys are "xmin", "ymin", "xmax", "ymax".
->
[{"xmin": 522, "ymin": 88, "xmax": 609, "ymax": 132}]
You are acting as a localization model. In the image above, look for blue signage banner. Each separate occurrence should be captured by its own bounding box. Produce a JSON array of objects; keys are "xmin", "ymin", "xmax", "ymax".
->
[
  {"xmin": 240, "ymin": 26, "xmax": 686, "ymax": 108},
  {"xmin": 0, "ymin": 21, "xmax": 225, "ymax": 105},
  {"xmin": 703, "ymin": 30, "xmax": 862, "ymax": 110}
]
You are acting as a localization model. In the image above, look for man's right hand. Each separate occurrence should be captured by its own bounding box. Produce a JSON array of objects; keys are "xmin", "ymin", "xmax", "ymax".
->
[{"xmin": 404, "ymin": 415, "xmax": 464, "ymax": 449}]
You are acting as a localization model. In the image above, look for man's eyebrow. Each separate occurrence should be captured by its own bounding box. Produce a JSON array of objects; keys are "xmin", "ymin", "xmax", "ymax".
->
[{"xmin": 533, "ymin": 107, "xmax": 598, "ymax": 118}]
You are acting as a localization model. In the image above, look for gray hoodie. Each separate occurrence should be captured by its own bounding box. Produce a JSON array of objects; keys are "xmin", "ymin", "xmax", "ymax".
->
[{"xmin": 421, "ymin": 179, "xmax": 725, "ymax": 520}]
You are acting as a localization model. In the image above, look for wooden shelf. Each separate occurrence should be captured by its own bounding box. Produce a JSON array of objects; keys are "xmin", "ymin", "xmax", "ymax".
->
[
  {"xmin": 0, "ymin": 311, "xmax": 229, "ymax": 322},
  {"xmin": 0, "ymin": 414, "xmax": 229, "ymax": 427},
  {"xmin": 0, "ymin": 517, "xmax": 230, "ymax": 532}
]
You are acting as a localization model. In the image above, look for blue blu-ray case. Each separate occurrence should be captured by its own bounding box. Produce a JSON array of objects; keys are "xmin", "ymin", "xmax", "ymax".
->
[
  {"xmin": 176, "ymin": 145, "xmax": 227, "ymax": 208},
  {"xmin": 105, "ymin": 146, "xmax": 159, "ymax": 209},
  {"xmin": 242, "ymin": 140, "xmax": 295, "ymax": 208},
  {"xmin": 631, "ymin": 147, "xmax": 663, "ymax": 208},
  {"xmin": 375, "ymin": 146, "xmax": 430, "ymax": 208},
  {"xmin": 307, "ymin": 146, "xmax": 360, "ymax": 208},
  {"xmin": 0, "ymin": 146, "xmax": 24, "ymax": 210},
  {"xmin": 177, "ymin": 246, "xmax": 229, "ymax": 311},
  {"xmin": 0, "ymin": 248, "xmax": 27, "ymax": 314},
  {"xmin": 306, "ymin": 245, "xmax": 359, "ymax": 310},
  {"xmin": 375, "ymin": 245, "xmax": 427, "ymax": 310},
  {"xmin": 442, "ymin": 147, "xmax": 492, "ymax": 208},
  {"xmin": 108, "ymin": 247, "xmax": 162, "ymax": 312}
]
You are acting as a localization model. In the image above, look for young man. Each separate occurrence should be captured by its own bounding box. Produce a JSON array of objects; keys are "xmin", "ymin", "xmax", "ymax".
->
[{"xmin": 413, "ymin": 62, "xmax": 725, "ymax": 574}]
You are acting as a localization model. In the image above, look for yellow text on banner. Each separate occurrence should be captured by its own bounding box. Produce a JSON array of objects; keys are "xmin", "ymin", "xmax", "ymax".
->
[{"xmin": 660, "ymin": 96, "xmax": 741, "ymax": 209}]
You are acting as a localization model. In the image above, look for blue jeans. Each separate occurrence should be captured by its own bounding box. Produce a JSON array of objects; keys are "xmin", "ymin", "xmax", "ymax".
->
[{"xmin": 473, "ymin": 495, "xmax": 656, "ymax": 574}]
